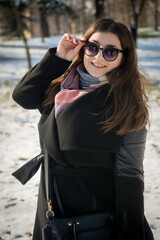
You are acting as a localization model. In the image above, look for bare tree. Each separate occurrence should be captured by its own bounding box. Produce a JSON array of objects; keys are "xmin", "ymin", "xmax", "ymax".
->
[
  {"xmin": 130, "ymin": 0, "xmax": 148, "ymax": 44},
  {"xmin": 80, "ymin": 0, "xmax": 86, "ymax": 32},
  {"xmin": 154, "ymin": 0, "xmax": 159, "ymax": 31},
  {"xmin": 39, "ymin": 5, "xmax": 50, "ymax": 41},
  {"xmin": 95, "ymin": 0, "xmax": 105, "ymax": 19},
  {"xmin": 10, "ymin": 0, "xmax": 32, "ymax": 69},
  {"xmin": 130, "ymin": 0, "xmax": 147, "ymax": 29},
  {"xmin": 34, "ymin": 0, "xmax": 50, "ymax": 41}
]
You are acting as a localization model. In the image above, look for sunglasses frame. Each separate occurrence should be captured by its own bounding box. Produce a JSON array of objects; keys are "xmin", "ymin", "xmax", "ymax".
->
[{"xmin": 84, "ymin": 41, "xmax": 125, "ymax": 62}]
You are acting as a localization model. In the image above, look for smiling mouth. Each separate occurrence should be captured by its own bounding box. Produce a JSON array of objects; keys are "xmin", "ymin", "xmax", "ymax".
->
[{"xmin": 92, "ymin": 62, "xmax": 106, "ymax": 68}]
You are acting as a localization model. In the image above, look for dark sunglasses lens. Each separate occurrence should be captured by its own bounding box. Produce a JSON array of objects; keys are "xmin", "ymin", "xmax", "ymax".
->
[
  {"xmin": 84, "ymin": 42, "xmax": 98, "ymax": 56},
  {"xmin": 104, "ymin": 48, "xmax": 118, "ymax": 62}
]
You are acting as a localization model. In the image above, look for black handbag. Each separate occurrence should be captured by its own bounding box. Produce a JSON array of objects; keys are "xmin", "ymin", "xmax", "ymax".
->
[
  {"xmin": 42, "ymin": 211, "xmax": 114, "ymax": 240},
  {"xmin": 42, "ymin": 148, "xmax": 115, "ymax": 240}
]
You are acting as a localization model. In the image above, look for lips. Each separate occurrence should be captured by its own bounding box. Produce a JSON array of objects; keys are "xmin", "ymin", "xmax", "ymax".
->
[{"xmin": 91, "ymin": 62, "xmax": 106, "ymax": 68}]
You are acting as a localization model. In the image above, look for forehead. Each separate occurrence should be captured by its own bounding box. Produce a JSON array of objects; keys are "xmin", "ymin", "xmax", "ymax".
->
[{"xmin": 89, "ymin": 31, "xmax": 121, "ymax": 48}]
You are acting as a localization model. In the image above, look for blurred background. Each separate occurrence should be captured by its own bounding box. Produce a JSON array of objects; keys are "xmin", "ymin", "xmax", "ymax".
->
[
  {"xmin": 0, "ymin": 0, "xmax": 160, "ymax": 70},
  {"xmin": 0, "ymin": 0, "xmax": 160, "ymax": 69},
  {"xmin": 0, "ymin": 0, "xmax": 160, "ymax": 38},
  {"xmin": 0, "ymin": 0, "xmax": 160, "ymax": 57}
]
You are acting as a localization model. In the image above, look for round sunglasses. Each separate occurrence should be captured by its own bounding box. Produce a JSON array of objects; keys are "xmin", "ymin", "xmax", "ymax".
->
[{"xmin": 84, "ymin": 41, "xmax": 124, "ymax": 62}]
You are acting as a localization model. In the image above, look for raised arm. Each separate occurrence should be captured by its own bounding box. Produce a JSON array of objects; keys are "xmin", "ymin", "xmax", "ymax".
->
[
  {"xmin": 12, "ymin": 34, "xmax": 85, "ymax": 109},
  {"xmin": 12, "ymin": 49, "xmax": 71, "ymax": 109}
]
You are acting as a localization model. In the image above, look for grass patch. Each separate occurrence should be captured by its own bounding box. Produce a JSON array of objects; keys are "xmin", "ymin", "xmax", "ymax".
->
[{"xmin": 18, "ymin": 157, "xmax": 27, "ymax": 161}]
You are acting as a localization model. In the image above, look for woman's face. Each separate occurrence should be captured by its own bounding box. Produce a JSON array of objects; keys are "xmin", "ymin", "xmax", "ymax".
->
[{"xmin": 83, "ymin": 31, "xmax": 123, "ymax": 78}]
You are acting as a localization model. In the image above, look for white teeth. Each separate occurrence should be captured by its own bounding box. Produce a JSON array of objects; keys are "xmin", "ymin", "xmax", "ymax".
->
[{"xmin": 92, "ymin": 63, "xmax": 105, "ymax": 68}]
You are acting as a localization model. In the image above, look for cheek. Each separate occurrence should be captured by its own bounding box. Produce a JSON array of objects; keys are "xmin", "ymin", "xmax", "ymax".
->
[
  {"xmin": 117, "ymin": 54, "xmax": 123, "ymax": 67},
  {"xmin": 83, "ymin": 55, "xmax": 90, "ymax": 72},
  {"xmin": 110, "ymin": 55, "xmax": 122, "ymax": 70}
]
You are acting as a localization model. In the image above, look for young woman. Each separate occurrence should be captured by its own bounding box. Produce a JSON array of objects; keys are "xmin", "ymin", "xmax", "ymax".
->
[{"xmin": 12, "ymin": 18, "xmax": 154, "ymax": 240}]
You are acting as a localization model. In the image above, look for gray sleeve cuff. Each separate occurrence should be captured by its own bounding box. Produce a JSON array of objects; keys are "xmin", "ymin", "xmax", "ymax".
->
[{"xmin": 115, "ymin": 127, "xmax": 147, "ymax": 181}]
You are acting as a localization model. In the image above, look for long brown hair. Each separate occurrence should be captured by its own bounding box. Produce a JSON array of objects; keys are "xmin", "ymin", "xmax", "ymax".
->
[{"xmin": 43, "ymin": 18, "xmax": 149, "ymax": 135}]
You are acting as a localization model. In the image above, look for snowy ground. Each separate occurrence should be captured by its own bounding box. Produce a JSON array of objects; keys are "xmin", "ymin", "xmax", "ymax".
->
[{"xmin": 0, "ymin": 36, "xmax": 160, "ymax": 240}]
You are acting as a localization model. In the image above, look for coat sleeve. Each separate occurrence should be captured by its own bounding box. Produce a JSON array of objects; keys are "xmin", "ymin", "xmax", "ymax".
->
[
  {"xmin": 12, "ymin": 48, "xmax": 71, "ymax": 109},
  {"xmin": 114, "ymin": 127, "xmax": 153, "ymax": 240}
]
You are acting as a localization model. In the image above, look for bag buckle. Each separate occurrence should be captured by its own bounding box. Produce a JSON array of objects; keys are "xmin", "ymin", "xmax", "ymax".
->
[
  {"xmin": 67, "ymin": 221, "xmax": 79, "ymax": 240},
  {"xmin": 46, "ymin": 200, "xmax": 54, "ymax": 218},
  {"xmin": 68, "ymin": 221, "xmax": 80, "ymax": 227}
]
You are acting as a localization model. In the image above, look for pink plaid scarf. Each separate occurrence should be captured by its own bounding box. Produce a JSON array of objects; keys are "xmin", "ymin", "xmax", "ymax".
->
[{"xmin": 55, "ymin": 63, "xmax": 107, "ymax": 118}]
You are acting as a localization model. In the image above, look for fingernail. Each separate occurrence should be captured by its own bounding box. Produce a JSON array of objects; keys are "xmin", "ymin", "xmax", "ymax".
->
[{"xmin": 80, "ymin": 39, "xmax": 86, "ymax": 42}]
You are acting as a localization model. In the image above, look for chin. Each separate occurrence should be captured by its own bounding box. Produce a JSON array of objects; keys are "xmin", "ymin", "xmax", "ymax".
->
[{"xmin": 89, "ymin": 72, "xmax": 106, "ymax": 78}]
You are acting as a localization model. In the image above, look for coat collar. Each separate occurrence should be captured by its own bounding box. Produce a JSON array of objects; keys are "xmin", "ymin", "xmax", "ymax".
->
[{"xmin": 38, "ymin": 84, "xmax": 123, "ymax": 163}]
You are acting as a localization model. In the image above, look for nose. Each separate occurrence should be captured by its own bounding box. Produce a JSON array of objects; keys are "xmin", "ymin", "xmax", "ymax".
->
[{"xmin": 95, "ymin": 49, "xmax": 104, "ymax": 60}]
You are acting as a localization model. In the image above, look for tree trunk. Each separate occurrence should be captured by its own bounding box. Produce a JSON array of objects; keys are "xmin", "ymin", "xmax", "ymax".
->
[
  {"xmin": 22, "ymin": 32, "xmax": 32, "ymax": 69},
  {"xmin": 80, "ymin": 0, "xmax": 86, "ymax": 32},
  {"xmin": 130, "ymin": 0, "xmax": 147, "ymax": 45},
  {"xmin": 95, "ymin": 0, "xmax": 105, "ymax": 19},
  {"xmin": 40, "ymin": 10, "xmax": 50, "ymax": 42},
  {"xmin": 154, "ymin": 0, "xmax": 158, "ymax": 31},
  {"xmin": 10, "ymin": 0, "xmax": 32, "ymax": 69}
]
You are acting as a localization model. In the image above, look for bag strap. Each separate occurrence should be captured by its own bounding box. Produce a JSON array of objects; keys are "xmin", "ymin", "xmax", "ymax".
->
[
  {"xmin": 44, "ymin": 148, "xmax": 53, "ymax": 218},
  {"xmin": 44, "ymin": 148, "xmax": 50, "ymax": 203},
  {"xmin": 44, "ymin": 147, "xmax": 64, "ymax": 218}
]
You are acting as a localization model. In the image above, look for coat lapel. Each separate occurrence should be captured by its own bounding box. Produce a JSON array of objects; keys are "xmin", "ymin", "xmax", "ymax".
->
[
  {"xmin": 38, "ymin": 84, "xmax": 123, "ymax": 163},
  {"xmin": 56, "ymin": 84, "xmax": 123, "ymax": 152}
]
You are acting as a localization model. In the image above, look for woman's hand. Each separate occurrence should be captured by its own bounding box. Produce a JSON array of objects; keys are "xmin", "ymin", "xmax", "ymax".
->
[{"xmin": 55, "ymin": 33, "xmax": 86, "ymax": 61}]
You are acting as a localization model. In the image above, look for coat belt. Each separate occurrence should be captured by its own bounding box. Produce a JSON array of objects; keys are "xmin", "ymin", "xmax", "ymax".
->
[
  {"xmin": 51, "ymin": 166, "xmax": 113, "ymax": 178},
  {"xmin": 12, "ymin": 153, "xmax": 114, "ymax": 185},
  {"xmin": 12, "ymin": 153, "xmax": 44, "ymax": 185}
]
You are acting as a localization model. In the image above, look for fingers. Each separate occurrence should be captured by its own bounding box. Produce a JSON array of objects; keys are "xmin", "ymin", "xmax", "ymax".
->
[
  {"xmin": 64, "ymin": 33, "xmax": 86, "ymax": 45},
  {"xmin": 66, "ymin": 34, "xmax": 79, "ymax": 44},
  {"xmin": 80, "ymin": 37, "xmax": 87, "ymax": 42},
  {"xmin": 56, "ymin": 33, "xmax": 86, "ymax": 61},
  {"xmin": 73, "ymin": 41, "xmax": 85, "ymax": 54}
]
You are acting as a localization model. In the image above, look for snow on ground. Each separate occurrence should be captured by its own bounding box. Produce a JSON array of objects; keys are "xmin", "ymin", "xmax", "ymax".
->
[{"xmin": 0, "ymin": 36, "xmax": 160, "ymax": 240}]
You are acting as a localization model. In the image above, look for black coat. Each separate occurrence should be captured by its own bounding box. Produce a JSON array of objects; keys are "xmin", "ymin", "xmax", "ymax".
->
[{"xmin": 12, "ymin": 49, "xmax": 154, "ymax": 240}]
